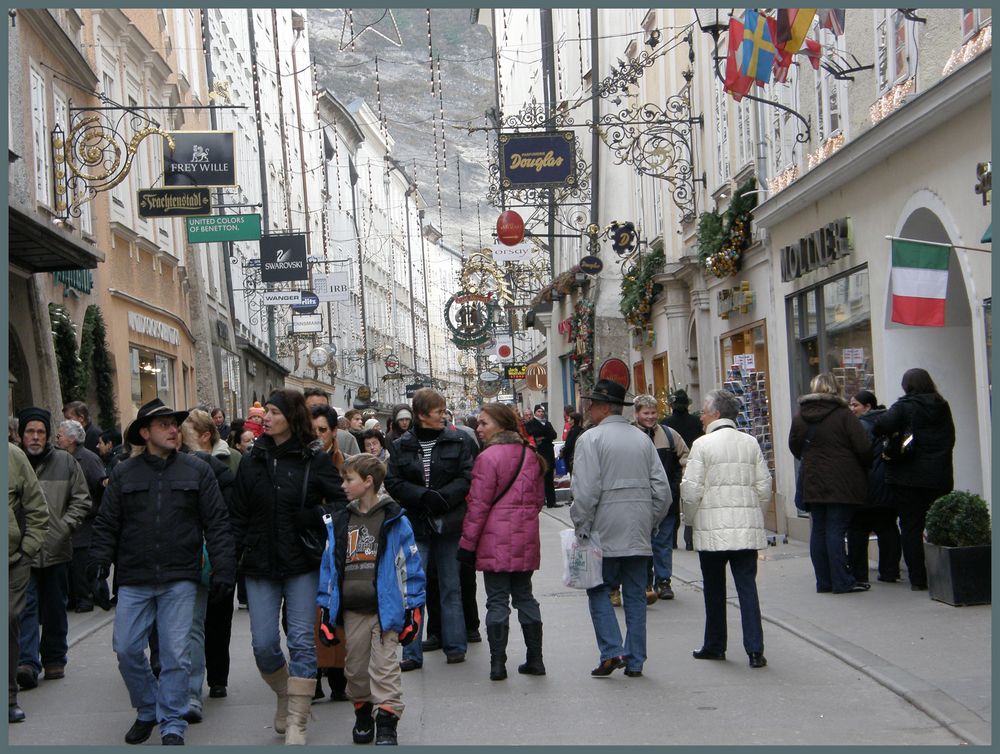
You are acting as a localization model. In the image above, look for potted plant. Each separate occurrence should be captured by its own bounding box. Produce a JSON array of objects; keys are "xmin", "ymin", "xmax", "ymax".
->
[{"xmin": 923, "ymin": 490, "xmax": 992, "ymax": 606}]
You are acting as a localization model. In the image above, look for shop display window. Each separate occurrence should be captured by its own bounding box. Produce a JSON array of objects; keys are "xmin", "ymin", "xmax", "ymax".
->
[
  {"xmin": 787, "ymin": 266, "xmax": 874, "ymax": 400},
  {"xmin": 130, "ymin": 346, "xmax": 175, "ymax": 410}
]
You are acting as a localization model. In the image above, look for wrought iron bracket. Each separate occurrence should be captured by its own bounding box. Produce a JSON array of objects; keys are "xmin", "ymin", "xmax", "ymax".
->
[
  {"xmin": 896, "ymin": 9, "xmax": 927, "ymax": 24},
  {"xmin": 821, "ymin": 51, "xmax": 875, "ymax": 82}
]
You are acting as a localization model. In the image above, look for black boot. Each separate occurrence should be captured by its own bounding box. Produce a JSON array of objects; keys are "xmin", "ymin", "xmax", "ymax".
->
[
  {"xmin": 328, "ymin": 666, "xmax": 348, "ymax": 701},
  {"xmin": 375, "ymin": 708, "xmax": 398, "ymax": 745},
  {"xmin": 352, "ymin": 702, "xmax": 374, "ymax": 744},
  {"xmin": 313, "ymin": 674, "xmax": 325, "ymax": 701},
  {"xmin": 486, "ymin": 623, "xmax": 508, "ymax": 681},
  {"xmin": 517, "ymin": 622, "xmax": 546, "ymax": 675}
]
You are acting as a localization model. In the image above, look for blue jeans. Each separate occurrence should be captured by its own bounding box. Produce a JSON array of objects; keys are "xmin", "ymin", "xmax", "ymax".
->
[
  {"xmin": 187, "ymin": 585, "xmax": 208, "ymax": 712},
  {"xmin": 585, "ymin": 556, "xmax": 648, "ymax": 672},
  {"xmin": 18, "ymin": 563, "xmax": 70, "ymax": 673},
  {"xmin": 809, "ymin": 504, "xmax": 858, "ymax": 593},
  {"xmin": 651, "ymin": 510, "xmax": 678, "ymax": 582},
  {"xmin": 245, "ymin": 572, "xmax": 318, "ymax": 679},
  {"xmin": 698, "ymin": 550, "xmax": 764, "ymax": 655},
  {"xmin": 112, "ymin": 580, "xmax": 197, "ymax": 738},
  {"xmin": 404, "ymin": 535, "xmax": 467, "ymax": 664}
]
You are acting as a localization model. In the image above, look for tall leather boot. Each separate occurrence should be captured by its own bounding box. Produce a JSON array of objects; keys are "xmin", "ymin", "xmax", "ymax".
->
[
  {"xmin": 486, "ymin": 623, "xmax": 508, "ymax": 681},
  {"xmin": 517, "ymin": 622, "xmax": 546, "ymax": 675},
  {"xmin": 284, "ymin": 677, "xmax": 314, "ymax": 745},
  {"xmin": 260, "ymin": 665, "xmax": 289, "ymax": 735}
]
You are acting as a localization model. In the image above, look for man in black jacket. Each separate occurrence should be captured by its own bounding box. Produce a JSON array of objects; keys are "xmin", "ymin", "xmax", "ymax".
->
[
  {"xmin": 662, "ymin": 390, "xmax": 703, "ymax": 550},
  {"xmin": 524, "ymin": 405, "xmax": 560, "ymax": 508},
  {"xmin": 88, "ymin": 399, "xmax": 235, "ymax": 746}
]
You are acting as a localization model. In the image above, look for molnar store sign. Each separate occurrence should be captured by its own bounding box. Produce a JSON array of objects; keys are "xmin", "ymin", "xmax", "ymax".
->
[{"xmin": 779, "ymin": 217, "xmax": 853, "ymax": 282}]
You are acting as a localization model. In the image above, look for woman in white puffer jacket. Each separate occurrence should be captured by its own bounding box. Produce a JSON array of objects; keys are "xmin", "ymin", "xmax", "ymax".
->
[{"xmin": 680, "ymin": 389, "xmax": 771, "ymax": 670}]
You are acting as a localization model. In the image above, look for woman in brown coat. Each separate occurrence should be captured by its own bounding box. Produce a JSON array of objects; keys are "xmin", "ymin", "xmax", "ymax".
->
[{"xmin": 789, "ymin": 373, "xmax": 873, "ymax": 594}]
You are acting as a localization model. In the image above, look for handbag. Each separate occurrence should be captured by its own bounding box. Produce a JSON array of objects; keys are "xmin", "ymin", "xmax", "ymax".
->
[
  {"xmin": 881, "ymin": 429, "xmax": 914, "ymax": 462},
  {"xmin": 794, "ymin": 423, "xmax": 819, "ymax": 513},
  {"xmin": 296, "ymin": 457, "xmax": 327, "ymax": 566}
]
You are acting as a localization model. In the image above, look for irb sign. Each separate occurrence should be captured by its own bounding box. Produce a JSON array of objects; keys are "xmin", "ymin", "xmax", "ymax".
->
[{"xmin": 313, "ymin": 271, "xmax": 351, "ymax": 302}]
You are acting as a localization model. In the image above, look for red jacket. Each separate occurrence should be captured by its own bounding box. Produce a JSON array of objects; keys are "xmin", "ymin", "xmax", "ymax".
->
[{"xmin": 460, "ymin": 431, "xmax": 545, "ymax": 572}]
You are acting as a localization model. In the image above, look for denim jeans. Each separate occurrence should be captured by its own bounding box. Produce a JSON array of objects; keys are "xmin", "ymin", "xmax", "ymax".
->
[
  {"xmin": 18, "ymin": 563, "xmax": 70, "ymax": 673},
  {"xmin": 404, "ymin": 534, "xmax": 467, "ymax": 664},
  {"xmin": 651, "ymin": 509, "xmax": 678, "ymax": 582},
  {"xmin": 698, "ymin": 550, "xmax": 764, "ymax": 655},
  {"xmin": 186, "ymin": 585, "xmax": 208, "ymax": 712},
  {"xmin": 245, "ymin": 572, "xmax": 318, "ymax": 679},
  {"xmin": 112, "ymin": 580, "xmax": 197, "ymax": 738},
  {"xmin": 809, "ymin": 503, "xmax": 858, "ymax": 593},
  {"xmin": 482, "ymin": 571, "xmax": 541, "ymax": 627},
  {"xmin": 585, "ymin": 556, "xmax": 648, "ymax": 672}
]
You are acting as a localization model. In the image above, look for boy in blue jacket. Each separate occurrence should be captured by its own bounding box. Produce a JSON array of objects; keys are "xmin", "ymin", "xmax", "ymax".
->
[{"xmin": 318, "ymin": 454, "xmax": 425, "ymax": 746}]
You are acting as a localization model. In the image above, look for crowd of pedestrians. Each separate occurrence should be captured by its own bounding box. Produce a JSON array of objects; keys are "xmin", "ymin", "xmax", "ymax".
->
[{"xmin": 6, "ymin": 368, "xmax": 956, "ymax": 742}]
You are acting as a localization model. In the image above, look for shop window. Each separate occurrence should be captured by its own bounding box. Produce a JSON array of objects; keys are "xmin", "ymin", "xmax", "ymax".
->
[
  {"xmin": 875, "ymin": 10, "xmax": 914, "ymax": 94},
  {"xmin": 130, "ymin": 346, "xmax": 175, "ymax": 410},
  {"xmin": 787, "ymin": 266, "xmax": 874, "ymax": 400}
]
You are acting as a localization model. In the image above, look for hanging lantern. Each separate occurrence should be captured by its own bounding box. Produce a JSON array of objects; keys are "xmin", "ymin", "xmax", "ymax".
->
[{"xmin": 496, "ymin": 210, "xmax": 525, "ymax": 246}]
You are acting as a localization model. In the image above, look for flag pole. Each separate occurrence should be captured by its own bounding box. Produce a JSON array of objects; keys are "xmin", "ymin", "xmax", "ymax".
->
[{"xmin": 884, "ymin": 235, "xmax": 991, "ymax": 254}]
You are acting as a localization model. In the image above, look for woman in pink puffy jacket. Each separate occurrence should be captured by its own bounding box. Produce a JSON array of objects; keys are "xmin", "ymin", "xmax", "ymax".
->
[{"xmin": 457, "ymin": 403, "xmax": 547, "ymax": 682}]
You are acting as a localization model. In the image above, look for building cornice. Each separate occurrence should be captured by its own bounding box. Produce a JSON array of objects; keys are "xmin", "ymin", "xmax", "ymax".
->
[
  {"xmin": 754, "ymin": 52, "xmax": 991, "ymax": 228},
  {"xmin": 20, "ymin": 10, "xmax": 98, "ymax": 88}
]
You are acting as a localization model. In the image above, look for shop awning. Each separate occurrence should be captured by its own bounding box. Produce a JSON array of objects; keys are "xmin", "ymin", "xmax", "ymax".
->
[
  {"xmin": 982, "ymin": 223, "xmax": 991, "ymax": 244},
  {"xmin": 8, "ymin": 202, "xmax": 104, "ymax": 272}
]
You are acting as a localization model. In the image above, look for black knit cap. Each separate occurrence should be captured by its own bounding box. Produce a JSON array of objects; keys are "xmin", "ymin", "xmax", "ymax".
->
[
  {"xmin": 265, "ymin": 391, "xmax": 292, "ymax": 419},
  {"xmin": 17, "ymin": 407, "xmax": 51, "ymax": 439}
]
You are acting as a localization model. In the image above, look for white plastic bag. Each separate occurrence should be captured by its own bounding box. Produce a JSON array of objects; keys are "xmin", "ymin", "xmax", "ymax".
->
[{"xmin": 560, "ymin": 528, "xmax": 603, "ymax": 589}]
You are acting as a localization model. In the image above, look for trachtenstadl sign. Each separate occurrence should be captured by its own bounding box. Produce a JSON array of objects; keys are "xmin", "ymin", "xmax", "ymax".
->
[
  {"xmin": 259, "ymin": 234, "xmax": 309, "ymax": 283},
  {"xmin": 163, "ymin": 131, "xmax": 237, "ymax": 187},
  {"xmin": 780, "ymin": 217, "xmax": 853, "ymax": 282},
  {"xmin": 128, "ymin": 311, "xmax": 180, "ymax": 346}
]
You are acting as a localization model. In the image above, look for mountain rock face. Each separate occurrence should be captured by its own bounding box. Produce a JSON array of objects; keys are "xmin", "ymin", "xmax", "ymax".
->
[{"xmin": 309, "ymin": 9, "xmax": 497, "ymax": 249}]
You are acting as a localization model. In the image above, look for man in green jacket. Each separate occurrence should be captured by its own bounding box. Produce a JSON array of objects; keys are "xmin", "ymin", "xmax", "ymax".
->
[
  {"xmin": 15, "ymin": 408, "xmax": 92, "ymax": 691},
  {"xmin": 8, "ymin": 442, "xmax": 49, "ymax": 723}
]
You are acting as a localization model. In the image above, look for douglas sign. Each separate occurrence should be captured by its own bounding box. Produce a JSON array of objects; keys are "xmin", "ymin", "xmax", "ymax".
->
[{"xmin": 499, "ymin": 131, "xmax": 577, "ymax": 190}]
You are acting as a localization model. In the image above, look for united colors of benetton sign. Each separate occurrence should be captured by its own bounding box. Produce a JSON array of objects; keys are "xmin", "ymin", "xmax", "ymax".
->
[{"xmin": 164, "ymin": 131, "xmax": 237, "ymax": 187}]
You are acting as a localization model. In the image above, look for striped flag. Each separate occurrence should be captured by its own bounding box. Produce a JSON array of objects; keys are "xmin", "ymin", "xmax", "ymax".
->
[
  {"xmin": 890, "ymin": 239, "xmax": 950, "ymax": 327},
  {"xmin": 818, "ymin": 9, "xmax": 846, "ymax": 36},
  {"xmin": 776, "ymin": 9, "xmax": 816, "ymax": 55},
  {"xmin": 740, "ymin": 10, "xmax": 778, "ymax": 84}
]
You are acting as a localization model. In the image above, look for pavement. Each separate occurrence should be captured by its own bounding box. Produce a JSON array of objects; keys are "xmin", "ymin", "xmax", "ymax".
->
[{"xmin": 9, "ymin": 507, "xmax": 990, "ymax": 746}]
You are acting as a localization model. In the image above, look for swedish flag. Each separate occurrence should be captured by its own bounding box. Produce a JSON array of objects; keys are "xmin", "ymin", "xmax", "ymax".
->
[{"xmin": 740, "ymin": 10, "xmax": 777, "ymax": 84}]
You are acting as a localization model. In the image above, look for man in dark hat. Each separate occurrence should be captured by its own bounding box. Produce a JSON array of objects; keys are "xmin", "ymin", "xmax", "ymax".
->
[
  {"xmin": 570, "ymin": 380, "xmax": 670, "ymax": 678},
  {"xmin": 88, "ymin": 399, "xmax": 235, "ymax": 746},
  {"xmin": 662, "ymin": 389, "xmax": 704, "ymax": 551},
  {"xmin": 15, "ymin": 407, "xmax": 92, "ymax": 692}
]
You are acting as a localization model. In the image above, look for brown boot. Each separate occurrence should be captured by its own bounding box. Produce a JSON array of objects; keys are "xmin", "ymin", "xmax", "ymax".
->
[
  {"xmin": 260, "ymin": 665, "xmax": 289, "ymax": 735},
  {"xmin": 284, "ymin": 677, "xmax": 314, "ymax": 745}
]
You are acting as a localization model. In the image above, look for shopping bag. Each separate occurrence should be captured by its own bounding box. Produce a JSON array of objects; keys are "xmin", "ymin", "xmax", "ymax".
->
[{"xmin": 560, "ymin": 528, "xmax": 604, "ymax": 589}]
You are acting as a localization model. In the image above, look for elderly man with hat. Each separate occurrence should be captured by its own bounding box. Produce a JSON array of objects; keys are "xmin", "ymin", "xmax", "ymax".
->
[
  {"xmin": 88, "ymin": 399, "xmax": 236, "ymax": 746},
  {"xmin": 570, "ymin": 380, "xmax": 671, "ymax": 678},
  {"xmin": 662, "ymin": 389, "xmax": 704, "ymax": 550},
  {"xmin": 15, "ymin": 407, "xmax": 92, "ymax": 692}
]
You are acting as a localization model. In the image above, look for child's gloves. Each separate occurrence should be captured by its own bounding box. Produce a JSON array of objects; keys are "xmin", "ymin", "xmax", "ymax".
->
[
  {"xmin": 318, "ymin": 608, "xmax": 339, "ymax": 647},
  {"xmin": 398, "ymin": 606, "xmax": 422, "ymax": 646}
]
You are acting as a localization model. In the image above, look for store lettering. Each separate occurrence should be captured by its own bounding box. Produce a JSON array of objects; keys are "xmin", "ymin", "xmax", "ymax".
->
[
  {"xmin": 780, "ymin": 218, "xmax": 852, "ymax": 282},
  {"xmin": 509, "ymin": 151, "xmax": 564, "ymax": 172},
  {"xmin": 128, "ymin": 311, "xmax": 180, "ymax": 346}
]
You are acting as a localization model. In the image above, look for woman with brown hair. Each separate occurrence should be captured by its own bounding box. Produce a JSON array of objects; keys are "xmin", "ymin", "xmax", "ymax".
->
[
  {"xmin": 231, "ymin": 389, "xmax": 347, "ymax": 744},
  {"xmin": 457, "ymin": 403, "xmax": 547, "ymax": 681}
]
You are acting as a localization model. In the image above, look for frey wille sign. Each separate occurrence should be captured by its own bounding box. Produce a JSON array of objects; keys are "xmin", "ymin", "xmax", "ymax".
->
[
  {"xmin": 163, "ymin": 131, "xmax": 237, "ymax": 187},
  {"xmin": 259, "ymin": 234, "xmax": 308, "ymax": 283},
  {"xmin": 499, "ymin": 131, "xmax": 577, "ymax": 190}
]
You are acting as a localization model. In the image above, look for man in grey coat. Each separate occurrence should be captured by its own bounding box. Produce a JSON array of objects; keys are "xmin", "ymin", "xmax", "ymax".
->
[{"xmin": 570, "ymin": 380, "xmax": 671, "ymax": 678}]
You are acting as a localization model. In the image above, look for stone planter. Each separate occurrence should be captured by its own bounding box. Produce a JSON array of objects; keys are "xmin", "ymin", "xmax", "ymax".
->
[{"xmin": 923, "ymin": 542, "xmax": 991, "ymax": 606}]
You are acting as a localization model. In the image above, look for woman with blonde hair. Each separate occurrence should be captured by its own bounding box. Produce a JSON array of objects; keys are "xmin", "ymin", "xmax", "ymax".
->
[
  {"xmin": 789, "ymin": 373, "xmax": 873, "ymax": 594},
  {"xmin": 183, "ymin": 409, "xmax": 241, "ymax": 475}
]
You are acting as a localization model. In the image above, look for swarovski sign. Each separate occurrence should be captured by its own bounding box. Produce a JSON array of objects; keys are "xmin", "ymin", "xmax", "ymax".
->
[
  {"xmin": 260, "ymin": 234, "xmax": 308, "ymax": 283},
  {"xmin": 779, "ymin": 217, "xmax": 853, "ymax": 282}
]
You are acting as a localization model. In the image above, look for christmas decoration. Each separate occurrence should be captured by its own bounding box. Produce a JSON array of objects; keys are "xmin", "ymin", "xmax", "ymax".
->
[
  {"xmin": 696, "ymin": 178, "xmax": 758, "ymax": 279},
  {"xmin": 619, "ymin": 243, "xmax": 665, "ymax": 341},
  {"xmin": 568, "ymin": 298, "xmax": 595, "ymax": 392}
]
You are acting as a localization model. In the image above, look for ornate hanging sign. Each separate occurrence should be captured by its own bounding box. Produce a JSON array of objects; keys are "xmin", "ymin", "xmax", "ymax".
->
[
  {"xmin": 163, "ymin": 131, "xmax": 237, "ymax": 187},
  {"xmin": 496, "ymin": 210, "xmax": 526, "ymax": 245},
  {"xmin": 445, "ymin": 291, "xmax": 497, "ymax": 348},
  {"xmin": 499, "ymin": 131, "xmax": 578, "ymax": 190}
]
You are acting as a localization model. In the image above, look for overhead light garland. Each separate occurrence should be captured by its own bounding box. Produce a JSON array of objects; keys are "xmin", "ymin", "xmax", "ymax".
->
[{"xmin": 339, "ymin": 8, "xmax": 402, "ymax": 51}]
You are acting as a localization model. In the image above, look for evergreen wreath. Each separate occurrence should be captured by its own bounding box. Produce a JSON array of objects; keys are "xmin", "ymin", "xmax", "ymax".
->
[
  {"xmin": 49, "ymin": 303, "xmax": 82, "ymax": 405},
  {"xmin": 79, "ymin": 305, "xmax": 118, "ymax": 431},
  {"xmin": 696, "ymin": 178, "xmax": 758, "ymax": 279},
  {"xmin": 619, "ymin": 242, "xmax": 665, "ymax": 343}
]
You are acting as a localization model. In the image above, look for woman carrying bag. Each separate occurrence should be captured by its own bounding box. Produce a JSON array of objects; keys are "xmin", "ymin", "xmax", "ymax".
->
[
  {"xmin": 231, "ymin": 389, "xmax": 347, "ymax": 744},
  {"xmin": 457, "ymin": 404, "xmax": 547, "ymax": 681}
]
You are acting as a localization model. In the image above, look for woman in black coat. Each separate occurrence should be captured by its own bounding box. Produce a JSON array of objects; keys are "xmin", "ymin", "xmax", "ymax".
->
[
  {"xmin": 560, "ymin": 412, "xmax": 584, "ymax": 474},
  {"xmin": 230, "ymin": 389, "xmax": 347, "ymax": 744},
  {"xmin": 872, "ymin": 368, "xmax": 955, "ymax": 591},
  {"xmin": 845, "ymin": 391, "xmax": 901, "ymax": 584},
  {"xmin": 789, "ymin": 373, "xmax": 873, "ymax": 595}
]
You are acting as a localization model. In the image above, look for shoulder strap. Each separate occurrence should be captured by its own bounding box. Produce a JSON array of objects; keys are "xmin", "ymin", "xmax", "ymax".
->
[
  {"xmin": 299, "ymin": 455, "xmax": 313, "ymax": 509},
  {"xmin": 490, "ymin": 443, "xmax": 527, "ymax": 507},
  {"xmin": 663, "ymin": 425, "xmax": 676, "ymax": 452}
]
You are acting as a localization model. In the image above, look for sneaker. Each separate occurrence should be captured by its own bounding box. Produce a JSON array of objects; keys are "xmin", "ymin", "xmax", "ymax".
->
[
  {"xmin": 655, "ymin": 579, "xmax": 675, "ymax": 600},
  {"xmin": 124, "ymin": 718, "xmax": 157, "ymax": 745},
  {"xmin": 237, "ymin": 601, "xmax": 248, "ymax": 610},
  {"xmin": 421, "ymin": 634, "xmax": 442, "ymax": 652},
  {"xmin": 399, "ymin": 659, "xmax": 422, "ymax": 672},
  {"xmin": 208, "ymin": 686, "xmax": 227, "ymax": 698},
  {"xmin": 16, "ymin": 666, "xmax": 38, "ymax": 690},
  {"xmin": 445, "ymin": 654, "xmax": 466, "ymax": 665},
  {"xmin": 352, "ymin": 702, "xmax": 375, "ymax": 744},
  {"xmin": 42, "ymin": 665, "xmax": 65, "ymax": 680},
  {"xmin": 609, "ymin": 588, "xmax": 622, "ymax": 607},
  {"xmin": 9, "ymin": 703, "xmax": 26, "ymax": 724},
  {"xmin": 182, "ymin": 707, "xmax": 202, "ymax": 724},
  {"xmin": 161, "ymin": 733, "xmax": 185, "ymax": 745}
]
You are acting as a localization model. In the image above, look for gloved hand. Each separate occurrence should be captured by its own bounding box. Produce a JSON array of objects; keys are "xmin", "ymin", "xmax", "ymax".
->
[
  {"xmin": 318, "ymin": 608, "xmax": 339, "ymax": 647},
  {"xmin": 397, "ymin": 606, "xmax": 422, "ymax": 647},
  {"xmin": 86, "ymin": 562, "xmax": 110, "ymax": 584},
  {"xmin": 455, "ymin": 547, "xmax": 476, "ymax": 566},
  {"xmin": 209, "ymin": 581, "xmax": 235, "ymax": 605},
  {"xmin": 420, "ymin": 490, "xmax": 449, "ymax": 515}
]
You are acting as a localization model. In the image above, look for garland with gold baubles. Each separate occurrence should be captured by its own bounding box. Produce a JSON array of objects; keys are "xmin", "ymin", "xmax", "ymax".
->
[
  {"xmin": 697, "ymin": 178, "xmax": 758, "ymax": 279},
  {"xmin": 619, "ymin": 241, "xmax": 664, "ymax": 342},
  {"xmin": 569, "ymin": 298, "xmax": 596, "ymax": 392}
]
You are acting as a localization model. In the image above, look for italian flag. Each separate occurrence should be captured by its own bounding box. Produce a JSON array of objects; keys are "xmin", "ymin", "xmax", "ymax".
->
[{"xmin": 890, "ymin": 239, "xmax": 950, "ymax": 327}]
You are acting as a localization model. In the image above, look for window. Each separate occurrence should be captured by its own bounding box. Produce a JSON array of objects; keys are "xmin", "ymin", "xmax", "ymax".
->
[
  {"xmin": 815, "ymin": 30, "xmax": 848, "ymax": 141},
  {"xmin": 187, "ymin": 10, "xmax": 201, "ymax": 97},
  {"xmin": 765, "ymin": 68, "xmax": 801, "ymax": 175},
  {"xmin": 130, "ymin": 346, "xmax": 175, "ymax": 409},
  {"xmin": 786, "ymin": 266, "xmax": 874, "ymax": 400},
  {"xmin": 735, "ymin": 98, "xmax": 753, "ymax": 169},
  {"xmin": 173, "ymin": 10, "xmax": 190, "ymax": 84},
  {"xmin": 714, "ymin": 76, "xmax": 730, "ymax": 183},
  {"xmin": 875, "ymin": 10, "xmax": 914, "ymax": 93},
  {"xmin": 30, "ymin": 67, "xmax": 50, "ymax": 206},
  {"xmin": 962, "ymin": 8, "xmax": 992, "ymax": 39}
]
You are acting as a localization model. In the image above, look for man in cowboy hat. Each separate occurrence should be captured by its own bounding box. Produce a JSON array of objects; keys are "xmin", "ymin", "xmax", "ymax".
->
[
  {"xmin": 88, "ymin": 399, "xmax": 235, "ymax": 746},
  {"xmin": 570, "ymin": 380, "xmax": 670, "ymax": 678}
]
